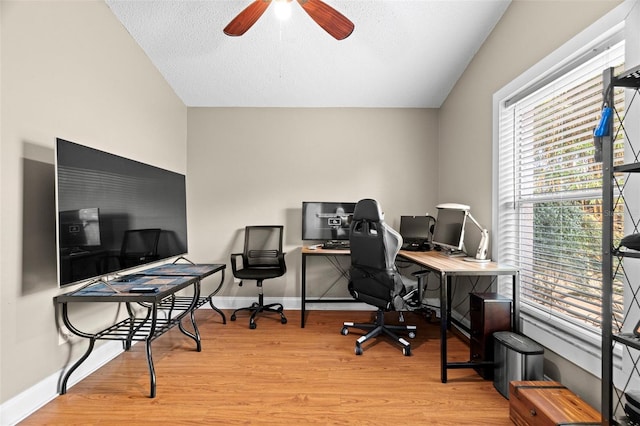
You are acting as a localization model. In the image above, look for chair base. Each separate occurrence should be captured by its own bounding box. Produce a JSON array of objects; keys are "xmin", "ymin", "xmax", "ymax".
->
[
  {"xmin": 230, "ymin": 293, "xmax": 287, "ymax": 329},
  {"xmin": 341, "ymin": 310, "xmax": 415, "ymax": 356}
]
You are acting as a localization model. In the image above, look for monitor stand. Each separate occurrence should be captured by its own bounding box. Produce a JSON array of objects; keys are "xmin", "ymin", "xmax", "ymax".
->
[{"xmin": 442, "ymin": 249, "xmax": 466, "ymax": 258}]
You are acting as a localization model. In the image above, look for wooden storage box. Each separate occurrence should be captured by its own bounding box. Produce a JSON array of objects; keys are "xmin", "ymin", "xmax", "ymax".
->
[{"xmin": 509, "ymin": 381, "xmax": 600, "ymax": 425}]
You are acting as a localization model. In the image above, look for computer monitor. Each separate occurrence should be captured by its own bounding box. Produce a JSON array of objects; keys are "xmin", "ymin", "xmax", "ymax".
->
[
  {"xmin": 301, "ymin": 201, "xmax": 356, "ymax": 241},
  {"xmin": 400, "ymin": 215, "xmax": 435, "ymax": 245},
  {"xmin": 432, "ymin": 208, "xmax": 467, "ymax": 253}
]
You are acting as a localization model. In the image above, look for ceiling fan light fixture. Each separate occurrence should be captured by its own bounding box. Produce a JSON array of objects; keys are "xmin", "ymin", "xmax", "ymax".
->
[
  {"xmin": 224, "ymin": 0, "xmax": 354, "ymax": 40},
  {"xmin": 274, "ymin": 0, "xmax": 292, "ymax": 21}
]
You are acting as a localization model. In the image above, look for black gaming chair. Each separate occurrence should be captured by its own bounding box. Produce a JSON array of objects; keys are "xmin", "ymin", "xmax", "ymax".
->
[
  {"xmin": 341, "ymin": 199, "xmax": 416, "ymax": 356},
  {"xmin": 230, "ymin": 225, "xmax": 288, "ymax": 329}
]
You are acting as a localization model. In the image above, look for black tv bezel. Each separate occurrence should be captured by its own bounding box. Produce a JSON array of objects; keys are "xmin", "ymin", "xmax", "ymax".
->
[
  {"xmin": 55, "ymin": 138, "xmax": 188, "ymax": 287},
  {"xmin": 301, "ymin": 201, "xmax": 357, "ymax": 241}
]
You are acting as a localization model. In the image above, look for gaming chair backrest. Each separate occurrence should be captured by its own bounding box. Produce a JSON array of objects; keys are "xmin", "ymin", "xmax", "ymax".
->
[{"xmin": 348, "ymin": 199, "xmax": 404, "ymax": 310}]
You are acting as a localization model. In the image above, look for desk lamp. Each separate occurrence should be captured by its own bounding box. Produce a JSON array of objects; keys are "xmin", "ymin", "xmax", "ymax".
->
[{"xmin": 436, "ymin": 203, "xmax": 490, "ymax": 262}]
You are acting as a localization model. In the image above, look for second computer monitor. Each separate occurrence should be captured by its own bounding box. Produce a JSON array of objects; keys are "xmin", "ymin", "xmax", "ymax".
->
[
  {"xmin": 432, "ymin": 208, "xmax": 467, "ymax": 253},
  {"xmin": 400, "ymin": 215, "xmax": 435, "ymax": 249}
]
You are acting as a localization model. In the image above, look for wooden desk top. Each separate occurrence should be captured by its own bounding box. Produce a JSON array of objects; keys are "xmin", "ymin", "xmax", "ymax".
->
[
  {"xmin": 397, "ymin": 250, "xmax": 517, "ymax": 275},
  {"xmin": 301, "ymin": 246, "xmax": 351, "ymax": 255},
  {"xmin": 301, "ymin": 246, "xmax": 517, "ymax": 275}
]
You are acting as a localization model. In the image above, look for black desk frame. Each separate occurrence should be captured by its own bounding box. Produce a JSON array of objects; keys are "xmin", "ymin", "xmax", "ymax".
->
[
  {"xmin": 300, "ymin": 247, "xmax": 353, "ymax": 328},
  {"xmin": 397, "ymin": 251, "xmax": 519, "ymax": 383}
]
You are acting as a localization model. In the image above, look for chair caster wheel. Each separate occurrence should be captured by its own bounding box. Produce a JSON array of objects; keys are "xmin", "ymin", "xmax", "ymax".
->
[
  {"xmin": 249, "ymin": 322, "xmax": 257, "ymax": 329},
  {"xmin": 355, "ymin": 345, "xmax": 363, "ymax": 355},
  {"xmin": 341, "ymin": 327, "xmax": 349, "ymax": 336},
  {"xmin": 230, "ymin": 314, "xmax": 236, "ymax": 321},
  {"xmin": 281, "ymin": 317, "xmax": 287, "ymax": 324},
  {"xmin": 408, "ymin": 331, "xmax": 416, "ymax": 339},
  {"xmin": 403, "ymin": 347, "xmax": 411, "ymax": 356}
]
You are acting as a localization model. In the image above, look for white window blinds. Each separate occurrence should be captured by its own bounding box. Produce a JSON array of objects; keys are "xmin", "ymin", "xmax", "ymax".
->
[{"xmin": 497, "ymin": 40, "xmax": 625, "ymax": 334}]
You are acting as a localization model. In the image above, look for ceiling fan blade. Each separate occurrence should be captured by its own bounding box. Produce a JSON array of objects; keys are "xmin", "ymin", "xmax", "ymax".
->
[
  {"xmin": 224, "ymin": 0, "xmax": 272, "ymax": 36},
  {"xmin": 297, "ymin": 0, "xmax": 354, "ymax": 40}
]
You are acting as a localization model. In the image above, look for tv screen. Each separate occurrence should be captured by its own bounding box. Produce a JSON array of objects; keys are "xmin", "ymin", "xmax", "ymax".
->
[
  {"xmin": 56, "ymin": 138, "xmax": 188, "ymax": 286},
  {"xmin": 301, "ymin": 201, "xmax": 356, "ymax": 241},
  {"xmin": 432, "ymin": 208, "xmax": 467, "ymax": 252}
]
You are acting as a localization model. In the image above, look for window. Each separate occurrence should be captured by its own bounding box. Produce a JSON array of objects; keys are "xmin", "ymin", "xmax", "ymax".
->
[{"xmin": 496, "ymin": 38, "xmax": 625, "ymax": 366}]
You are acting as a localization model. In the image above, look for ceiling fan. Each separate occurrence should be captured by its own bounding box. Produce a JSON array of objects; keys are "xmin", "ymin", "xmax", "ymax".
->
[{"xmin": 224, "ymin": 0, "xmax": 355, "ymax": 40}]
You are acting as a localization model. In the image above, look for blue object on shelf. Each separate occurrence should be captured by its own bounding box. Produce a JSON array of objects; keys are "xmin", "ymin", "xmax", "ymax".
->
[{"xmin": 594, "ymin": 106, "xmax": 612, "ymax": 137}]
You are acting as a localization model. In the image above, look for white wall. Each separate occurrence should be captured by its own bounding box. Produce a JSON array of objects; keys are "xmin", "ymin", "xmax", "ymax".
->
[
  {"xmin": 186, "ymin": 107, "xmax": 439, "ymax": 301},
  {"xmin": 1, "ymin": 0, "xmax": 630, "ymax": 421},
  {"xmin": 439, "ymin": 0, "xmax": 621, "ymax": 254},
  {"xmin": 0, "ymin": 0, "xmax": 186, "ymax": 410},
  {"xmin": 438, "ymin": 0, "xmax": 624, "ymax": 409}
]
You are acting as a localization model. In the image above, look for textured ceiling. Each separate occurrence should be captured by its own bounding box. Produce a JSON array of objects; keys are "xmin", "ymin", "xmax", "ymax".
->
[{"xmin": 106, "ymin": 0, "xmax": 511, "ymax": 108}]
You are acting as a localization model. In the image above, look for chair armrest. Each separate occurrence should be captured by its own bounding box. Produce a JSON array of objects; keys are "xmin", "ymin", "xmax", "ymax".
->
[
  {"xmin": 277, "ymin": 252, "xmax": 287, "ymax": 274},
  {"xmin": 230, "ymin": 253, "xmax": 245, "ymax": 275}
]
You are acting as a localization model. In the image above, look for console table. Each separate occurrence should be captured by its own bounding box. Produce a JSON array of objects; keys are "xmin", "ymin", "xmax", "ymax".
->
[
  {"xmin": 138, "ymin": 261, "xmax": 227, "ymax": 325},
  {"xmin": 55, "ymin": 263, "xmax": 225, "ymax": 397},
  {"xmin": 397, "ymin": 250, "xmax": 519, "ymax": 383}
]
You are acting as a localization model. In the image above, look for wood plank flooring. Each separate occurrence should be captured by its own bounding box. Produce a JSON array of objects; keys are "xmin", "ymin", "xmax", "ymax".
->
[{"xmin": 21, "ymin": 309, "xmax": 511, "ymax": 425}]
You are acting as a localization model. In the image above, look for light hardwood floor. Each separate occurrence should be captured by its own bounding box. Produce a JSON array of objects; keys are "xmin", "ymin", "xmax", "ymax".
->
[{"xmin": 21, "ymin": 309, "xmax": 511, "ymax": 425}]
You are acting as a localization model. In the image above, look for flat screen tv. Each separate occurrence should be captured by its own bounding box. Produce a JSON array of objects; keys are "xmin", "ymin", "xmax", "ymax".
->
[
  {"xmin": 432, "ymin": 208, "xmax": 467, "ymax": 254},
  {"xmin": 56, "ymin": 138, "xmax": 188, "ymax": 286},
  {"xmin": 301, "ymin": 201, "xmax": 356, "ymax": 241}
]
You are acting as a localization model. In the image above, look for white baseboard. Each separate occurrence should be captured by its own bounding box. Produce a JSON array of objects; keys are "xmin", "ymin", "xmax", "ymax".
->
[
  {"xmin": 0, "ymin": 340, "xmax": 123, "ymax": 426},
  {"xmin": 208, "ymin": 296, "xmax": 371, "ymax": 311}
]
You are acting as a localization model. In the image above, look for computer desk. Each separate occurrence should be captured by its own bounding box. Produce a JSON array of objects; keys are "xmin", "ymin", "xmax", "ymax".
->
[
  {"xmin": 300, "ymin": 246, "xmax": 519, "ymax": 382},
  {"xmin": 397, "ymin": 250, "xmax": 519, "ymax": 383},
  {"xmin": 300, "ymin": 246, "xmax": 353, "ymax": 328}
]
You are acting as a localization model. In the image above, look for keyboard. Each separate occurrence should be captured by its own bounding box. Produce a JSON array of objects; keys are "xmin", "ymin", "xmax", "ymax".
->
[{"xmin": 322, "ymin": 241, "xmax": 350, "ymax": 250}]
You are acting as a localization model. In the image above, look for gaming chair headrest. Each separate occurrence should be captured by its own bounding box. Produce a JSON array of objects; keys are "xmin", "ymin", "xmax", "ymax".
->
[{"xmin": 353, "ymin": 199, "xmax": 383, "ymax": 222}]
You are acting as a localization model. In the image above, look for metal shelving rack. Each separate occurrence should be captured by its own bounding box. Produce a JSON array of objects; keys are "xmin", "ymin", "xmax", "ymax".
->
[{"xmin": 602, "ymin": 64, "xmax": 640, "ymax": 425}]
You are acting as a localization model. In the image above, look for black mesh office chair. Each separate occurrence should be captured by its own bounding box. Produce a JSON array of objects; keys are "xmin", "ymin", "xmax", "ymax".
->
[
  {"xmin": 119, "ymin": 228, "xmax": 161, "ymax": 269},
  {"xmin": 341, "ymin": 199, "xmax": 416, "ymax": 356},
  {"xmin": 230, "ymin": 225, "xmax": 288, "ymax": 329}
]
